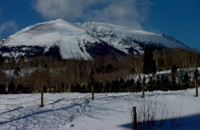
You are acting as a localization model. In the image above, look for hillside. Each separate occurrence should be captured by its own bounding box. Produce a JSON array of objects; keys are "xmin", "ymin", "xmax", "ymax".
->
[{"xmin": 0, "ymin": 19, "xmax": 188, "ymax": 59}]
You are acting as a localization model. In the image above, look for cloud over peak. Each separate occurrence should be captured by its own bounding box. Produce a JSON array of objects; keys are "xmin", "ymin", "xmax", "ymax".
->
[
  {"xmin": 0, "ymin": 21, "xmax": 18, "ymax": 39},
  {"xmin": 32, "ymin": 0, "xmax": 152, "ymax": 30}
]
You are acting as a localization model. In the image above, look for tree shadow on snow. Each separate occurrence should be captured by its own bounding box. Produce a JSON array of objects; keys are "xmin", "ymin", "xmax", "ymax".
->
[
  {"xmin": 118, "ymin": 113, "xmax": 200, "ymax": 130},
  {"xmin": 0, "ymin": 99, "xmax": 88, "ymax": 130}
]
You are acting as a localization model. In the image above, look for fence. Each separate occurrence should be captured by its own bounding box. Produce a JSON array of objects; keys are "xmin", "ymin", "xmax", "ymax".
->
[
  {"xmin": 0, "ymin": 93, "xmax": 91, "ymax": 111},
  {"xmin": 0, "ymin": 82, "xmax": 198, "ymax": 112}
]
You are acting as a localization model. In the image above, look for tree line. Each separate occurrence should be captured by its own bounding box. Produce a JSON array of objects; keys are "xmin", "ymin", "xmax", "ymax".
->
[{"xmin": 0, "ymin": 47, "xmax": 199, "ymax": 94}]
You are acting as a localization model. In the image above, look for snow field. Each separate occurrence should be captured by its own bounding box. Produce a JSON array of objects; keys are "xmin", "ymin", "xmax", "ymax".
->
[{"xmin": 0, "ymin": 88, "xmax": 200, "ymax": 130}]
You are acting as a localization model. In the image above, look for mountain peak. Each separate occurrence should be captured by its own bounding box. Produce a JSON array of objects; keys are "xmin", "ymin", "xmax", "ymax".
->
[
  {"xmin": 0, "ymin": 20, "xmax": 189, "ymax": 59},
  {"xmin": 55, "ymin": 19, "xmax": 64, "ymax": 22}
]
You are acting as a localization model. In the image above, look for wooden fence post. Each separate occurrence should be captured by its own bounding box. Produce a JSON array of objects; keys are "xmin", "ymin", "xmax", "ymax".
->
[
  {"xmin": 195, "ymin": 79, "xmax": 198, "ymax": 97},
  {"xmin": 133, "ymin": 106, "xmax": 137, "ymax": 130},
  {"xmin": 92, "ymin": 85, "xmax": 94, "ymax": 100},
  {"xmin": 142, "ymin": 82, "xmax": 145, "ymax": 98},
  {"xmin": 40, "ymin": 89, "xmax": 44, "ymax": 107},
  {"xmin": 194, "ymin": 63, "xmax": 198, "ymax": 97}
]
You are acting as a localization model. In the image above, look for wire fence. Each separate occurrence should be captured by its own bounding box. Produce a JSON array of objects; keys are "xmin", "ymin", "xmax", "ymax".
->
[
  {"xmin": 0, "ymin": 94, "xmax": 36, "ymax": 100},
  {"xmin": 0, "ymin": 98, "xmax": 40, "ymax": 106},
  {"xmin": 43, "ymin": 94, "xmax": 91, "ymax": 103},
  {"xmin": 0, "ymin": 93, "xmax": 91, "ymax": 112},
  {"xmin": 0, "ymin": 85, "xmax": 197, "ymax": 112}
]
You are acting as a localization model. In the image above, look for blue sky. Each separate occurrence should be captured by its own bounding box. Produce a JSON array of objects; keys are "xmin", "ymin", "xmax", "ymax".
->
[{"xmin": 0, "ymin": 0, "xmax": 199, "ymax": 50}]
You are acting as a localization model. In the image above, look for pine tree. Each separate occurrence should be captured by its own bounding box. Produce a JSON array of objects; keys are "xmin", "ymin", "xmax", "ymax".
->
[
  {"xmin": 171, "ymin": 64, "xmax": 177, "ymax": 75},
  {"xmin": 8, "ymin": 78, "xmax": 15, "ymax": 93},
  {"xmin": 194, "ymin": 69, "xmax": 199, "ymax": 80},
  {"xmin": 183, "ymin": 72, "xmax": 189, "ymax": 83},
  {"xmin": 142, "ymin": 47, "xmax": 156, "ymax": 74},
  {"xmin": 171, "ymin": 75, "xmax": 176, "ymax": 85},
  {"xmin": 0, "ymin": 54, "xmax": 4, "ymax": 69},
  {"xmin": 183, "ymin": 72, "xmax": 190, "ymax": 89},
  {"xmin": 0, "ymin": 84, "xmax": 6, "ymax": 94}
]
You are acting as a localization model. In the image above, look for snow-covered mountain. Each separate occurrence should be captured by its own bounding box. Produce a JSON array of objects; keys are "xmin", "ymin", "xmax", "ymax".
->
[
  {"xmin": 0, "ymin": 19, "xmax": 188, "ymax": 59},
  {"xmin": 77, "ymin": 22, "xmax": 188, "ymax": 54}
]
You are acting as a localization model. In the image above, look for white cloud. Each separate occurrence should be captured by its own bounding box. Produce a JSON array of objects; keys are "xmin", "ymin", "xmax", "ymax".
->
[
  {"xmin": 0, "ymin": 21, "xmax": 18, "ymax": 38},
  {"xmin": 32, "ymin": 0, "xmax": 152, "ymax": 30}
]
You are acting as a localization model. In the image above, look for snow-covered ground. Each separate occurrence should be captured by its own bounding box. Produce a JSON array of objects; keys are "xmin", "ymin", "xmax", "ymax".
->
[{"xmin": 0, "ymin": 88, "xmax": 200, "ymax": 130}]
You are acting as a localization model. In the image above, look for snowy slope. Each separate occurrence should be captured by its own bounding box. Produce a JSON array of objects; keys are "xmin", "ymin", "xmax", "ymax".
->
[
  {"xmin": 0, "ymin": 19, "xmax": 188, "ymax": 59},
  {"xmin": 0, "ymin": 19, "xmax": 101, "ymax": 60},
  {"xmin": 0, "ymin": 19, "xmax": 125, "ymax": 59},
  {"xmin": 77, "ymin": 22, "xmax": 188, "ymax": 54},
  {"xmin": 0, "ymin": 89, "xmax": 200, "ymax": 130}
]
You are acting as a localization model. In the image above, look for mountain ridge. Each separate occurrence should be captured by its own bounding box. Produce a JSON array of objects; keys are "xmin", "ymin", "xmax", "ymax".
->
[
  {"xmin": 77, "ymin": 22, "xmax": 188, "ymax": 54},
  {"xmin": 0, "ymin": 19, "xmax": 189, "ymax": 59}
]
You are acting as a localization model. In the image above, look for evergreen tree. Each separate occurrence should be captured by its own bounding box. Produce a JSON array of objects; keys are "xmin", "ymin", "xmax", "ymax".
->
[
  {"xmin": 119, "ymin": 77, "xmax": 124, "ymax": 91},
  {"xmin": 16, "ymin": 84, "xmax": 23, "ymax": 93},
  {"xmin": 136, "ymin": 79, "xmax": 141, "ymax": 92},
  {"xmin": 0, "ymin": 54, "xmax": 3, "ymax": 62},
  {"xmin": 142, "ymin": 47, "xmax": 156, "ymax": 74},
  {"xmin": 43, "ymin": 86, "xmax": 47, "ymax": 93},
  {"xmin": 0, "ymin": 54, "xmax": 4, "ymax": 68},
  {"xmin": 105, "ymin": 81, "xmax": 111, "ymax": 92},
  {"xmin": 155, "ymin": 76, "xmax": 161, "ymax": 90},
  {"xmin": 194, "ymin": 69, "xmax": 199, "ymax": 80},
  {"xmin": 8, "ymin": 78, "xmax": 15, "ymax": 93},
  {"xmin": 171, "ymin": 75, "xmax": 178, "ymax": 90},
  {"xmin": 157, "ymin": 57, "xmax": 164, "ymax": 70},
  {"xmin": 183, "ymin": 72, "xmax": 190, "ymax": 89},
  {"xmin": 105, "ymin": 63, "xmax": 114, "ymax": 73},
  {"xmin": 0, "ymin": 84, "xmax": 6, "ymax": 94},
  {"xmin": 171, "ymin": 75, "xmax": 176, "ymax": 85},
  {"xmin": 183, "ymin": 72, "xmax": 189, "ymax": 83},
  {"xmin": 171, "ymin": 64, "xmax": 177, "ymax": 75},
  {"xmin": 142, "ymin": 76, "xmax": 146, "ymax": 83}
]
